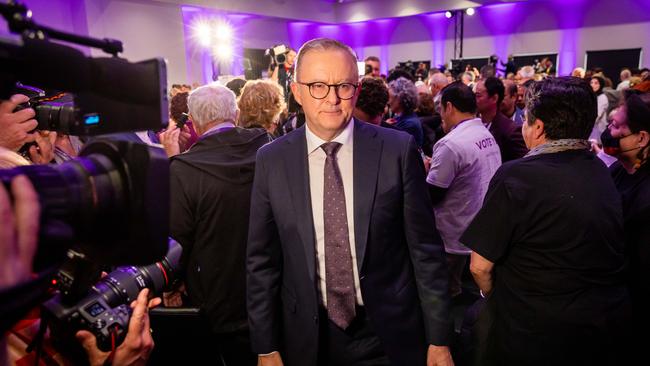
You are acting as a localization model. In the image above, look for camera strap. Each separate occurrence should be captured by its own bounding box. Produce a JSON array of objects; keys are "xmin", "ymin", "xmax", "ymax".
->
[{"xmin": 25, "ymin": 314, "xmax": 48, "ymax": 364}]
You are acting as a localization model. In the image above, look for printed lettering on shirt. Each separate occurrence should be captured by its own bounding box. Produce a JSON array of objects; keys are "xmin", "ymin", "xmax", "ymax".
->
[{"xmin": 475, "ymin": 137, "xmax": 496, "ymax": 150}]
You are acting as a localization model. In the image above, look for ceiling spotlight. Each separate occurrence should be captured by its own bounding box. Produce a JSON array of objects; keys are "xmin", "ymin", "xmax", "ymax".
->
[
  {"xmin": 445, "ymin": 11, "xmax": 453, "ymax": 19},
  {"xmin": 466, "ymin": 8, "xmax": 475, "ymax": 16}
]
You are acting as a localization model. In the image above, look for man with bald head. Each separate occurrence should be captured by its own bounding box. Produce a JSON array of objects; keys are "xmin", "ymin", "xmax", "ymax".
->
[{"xmin": 247, "ymin": 38, "xmax": 453, "ymax": 366}]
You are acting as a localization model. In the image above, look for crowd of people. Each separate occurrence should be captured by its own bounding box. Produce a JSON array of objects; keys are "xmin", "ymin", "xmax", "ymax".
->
[{"xmin": 1, "ymin": 36, "xmax": 649, "ymax": 366}]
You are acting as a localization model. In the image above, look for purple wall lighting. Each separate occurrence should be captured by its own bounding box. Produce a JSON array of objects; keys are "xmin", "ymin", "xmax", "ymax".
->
[
  {"xmin": 287, "ymin": 17, "xmax": 398, "ymax": 76},
  {"xmin": 372, "ymin": 19, "xmax": 398, "ymax": 76},
  {"xmin": 551, "ymin": 0, "xmax": 589, "ymax": 75},
  {"xmin": 419, "ymin": 13, "xmax": 448, "ymax": 69},
  {"xmin": 181, "ymin": 6, "xmax": 251, "ymax": 83},
  {"xmin": 477, "ymin": 3, "xmax": 523, "ymax": 65}
]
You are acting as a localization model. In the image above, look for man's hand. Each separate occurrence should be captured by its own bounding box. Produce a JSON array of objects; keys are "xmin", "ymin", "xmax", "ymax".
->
[
  {"xmin": 423, "ymin": 155, "xmax": 432, "ymax": 172},
  {"xmin": 159, "ymin": 121, "xmax": 181, "ymax": 158},
  {"xmin": 0, "ymin": 94, "xmax": 38, "ymax": 151},
  {"xmin": 178, "ymin": 124, "xmax": 192, "ymax": 152},
  {"xmin": 427, "ymin": 345, "xmax": 454, "ymax": 366},
  {"xmin": 0, "ymin": 176, "xmax": 39, "ymax": 289},
  {"xmin": 257, "ymin": 352, "xmax": 284, "ymax": 366},
  {"xmin": 76, "ymin": 288, "xmax": 162, "ymax": 366},
  {"xmin": 28, "ymin": 131, "xmax": 57, "ymax": 164}
]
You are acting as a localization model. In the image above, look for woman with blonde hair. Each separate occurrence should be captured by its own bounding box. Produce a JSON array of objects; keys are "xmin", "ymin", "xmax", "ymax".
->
[{"xmin": 237, "ymin": 80, "xmax": 286, "ymax": 137}]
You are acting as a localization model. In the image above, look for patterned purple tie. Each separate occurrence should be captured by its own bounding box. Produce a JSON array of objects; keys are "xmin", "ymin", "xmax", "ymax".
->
[{"xmin": 321, "ymin": 142, "xmax": 356, "ymax": 330}]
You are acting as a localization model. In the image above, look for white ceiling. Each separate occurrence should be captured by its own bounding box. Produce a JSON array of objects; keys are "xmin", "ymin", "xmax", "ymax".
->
[{"xmin": 150, "ymin": 0, "xmax": 530, "ymax": 23}]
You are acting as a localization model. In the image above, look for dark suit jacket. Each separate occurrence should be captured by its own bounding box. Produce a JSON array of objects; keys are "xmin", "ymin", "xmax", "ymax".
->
[
  {"xmin": 489, "ymin": 112, "xmax": 528, "ymax": 162},
  {"xmin": 247, "ymin": 119, "xmax": 451, "ymax": 366},
  {"xmin": 419, "ymin": 113, "xmax": 444, "ymax": 157}
]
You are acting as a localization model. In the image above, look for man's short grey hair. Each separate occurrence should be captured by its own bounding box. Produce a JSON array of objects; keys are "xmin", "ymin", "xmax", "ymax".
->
[
  {"xmin": 461, "ymin": 72, "xmax": 475, "ymax": 83},
  {"xmin": 429, "ymin": 73, "xmax": 449, "ymax": 88},
  {"xmin": 519, "ymin": 66, "xmax": 535, "ymax": 79},
  {"xmin": 388, "ymin": 77, "xmax": 418, "ymax": 115},
  {"xmin": 294, "ymin": 38, "xmax": 358, "ymax": 82},
  {"xmin": 620, "ymin": 69, "xmax": 631, "ymax": 80},
  {"xmin": 187, "ymin": 83, "xmax": 238, "ymax": 127}
]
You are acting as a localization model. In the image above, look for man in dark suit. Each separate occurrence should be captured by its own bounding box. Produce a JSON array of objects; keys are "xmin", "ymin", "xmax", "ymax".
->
[
  {"xmin": 247, "ymin": 38, "xmax": 453, "ymax": 366},
  {"xmin": 475, "ymin": 77, "xmax": 528, "ymax": 162}
]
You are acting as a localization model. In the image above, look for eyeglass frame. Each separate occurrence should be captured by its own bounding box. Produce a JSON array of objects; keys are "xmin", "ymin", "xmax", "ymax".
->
[{"xmin": 295, "ymin": 81, "xmax": 359, "ymax": 100}]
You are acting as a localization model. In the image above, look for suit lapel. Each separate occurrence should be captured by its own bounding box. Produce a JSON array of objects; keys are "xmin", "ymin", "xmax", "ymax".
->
[
  {"xmin": 352, "ymin": 120, "xmax": 382, "ymax": 274},
  {"xmin": 282, "ymin": 127, "xmax": 317, "ymax": 283}
]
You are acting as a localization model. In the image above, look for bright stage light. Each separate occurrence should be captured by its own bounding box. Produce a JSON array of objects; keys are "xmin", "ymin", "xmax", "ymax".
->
[
  {"xmin": 194, "ymin": 20, "xmax": 212, "ymax": 47},
  {"xmin": 445, "ymin": 11, "xmax": 453, "ymax": 18},
  {"xmin": 214, "ymin": 22, "xmax": 233, "ymax": 42},
  {"xmin": 213, "ymin": 43, "xmax": 233, "ymax": 60},
  {"xmin": 466, "ymin": 8, "xmax": 475, "ymax": 16}
]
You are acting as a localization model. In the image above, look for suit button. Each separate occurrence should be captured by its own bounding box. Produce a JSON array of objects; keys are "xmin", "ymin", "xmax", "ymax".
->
[{"xmin": 313, "ymin": 316, "xmax": 318, "ymax": 324}]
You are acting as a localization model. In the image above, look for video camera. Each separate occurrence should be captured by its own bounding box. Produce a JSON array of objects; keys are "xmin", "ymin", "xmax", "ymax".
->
[
  {"xmin": 266, "ymin": 44, "xmax": 290, "ymax": 65},
  {"xmin": 0, "ymin": 3, "xmax": 168, "ymax": 135},
  {"xmin": 0, "ymin": 0, "xmax": 172, "ymax": 355}
]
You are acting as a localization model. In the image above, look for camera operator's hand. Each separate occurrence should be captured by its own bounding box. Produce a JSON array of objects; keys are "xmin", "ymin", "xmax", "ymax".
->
[
  {"xmin": 76, "ymin": 288, "xmax": 162, "ymax": 366},
  {"xmin": 0, "ymin": 175, "xmax": 39, "ymax": 289},
  {"xmin": 159, "ymin": 121, "xmax": 181, "ymax": 158},
  {"xmin": 0, "ymin": 94, "xmax": 38, "ymax": 151},
  {"xmin": 28, "ymin": 131, "xmax": 57, "ymax": 165}
]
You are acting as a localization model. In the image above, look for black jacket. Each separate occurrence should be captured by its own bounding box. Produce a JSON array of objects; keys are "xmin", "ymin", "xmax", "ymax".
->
[
  {"xmin": 170, "ymin": 127, "xmax": 270, "ymax": 333},
  {"xmin": 489, "ymin": 112, "xmax": 528, "ymax": 162}
]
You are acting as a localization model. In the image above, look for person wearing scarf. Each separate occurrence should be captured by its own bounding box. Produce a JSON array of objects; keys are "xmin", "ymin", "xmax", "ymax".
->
[{"xmin": 460, "ymin": 77, "xmax": 632, "ymax": 366}]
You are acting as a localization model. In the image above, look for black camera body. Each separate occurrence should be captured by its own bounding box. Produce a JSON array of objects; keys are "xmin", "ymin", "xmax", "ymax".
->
[
  {"xmin": 2, "ymin": 38, "xmax": 169, "ymax": 135},
  {"xmin": 43, "ymin": 240, "xmax": 182, "ymax": 353},
  {"xmin": 47, "ymin": 298, "xmax": 131, "ymax": 352},
  {"xmin": 266, "ymin": 44, "xmax": 289, "ymax": 65}
]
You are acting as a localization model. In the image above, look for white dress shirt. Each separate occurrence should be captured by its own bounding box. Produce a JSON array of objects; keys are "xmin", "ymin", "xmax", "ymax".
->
[{"xmin": 305, "ymin": 120, "xmax": 364, "ymax": 306}]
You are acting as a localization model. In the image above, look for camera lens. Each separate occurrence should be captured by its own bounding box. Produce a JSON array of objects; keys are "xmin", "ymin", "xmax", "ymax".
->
[
  {"xmin": 34, "ymin": 101, "xmax": 77, "ymax": 132},
  {"xmin": 0, "ymin": 140, "xmax": 169, "ymax": 269},
  {"xmin": 276, "ymin": 53, "xmax": 286, "ymax": 64},
  {"xmin": 92, "ymin": 239, "xmax": 182, "ymax": 307}
]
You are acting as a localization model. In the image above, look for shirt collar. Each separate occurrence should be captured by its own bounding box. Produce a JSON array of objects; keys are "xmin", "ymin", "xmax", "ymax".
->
[
  {"xmin": 449, "ymin": 117, "xmax": 482, "ymax": 133},
  {"xmin": 201, "ymin": 121, "xmax": 236, "ymax": 138},
  {"xmin": 305, "ymin": 118, "xmax": 354, "ymax": 155}
]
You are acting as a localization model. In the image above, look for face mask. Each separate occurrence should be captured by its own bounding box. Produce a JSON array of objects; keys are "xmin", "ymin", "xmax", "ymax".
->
[
  {"xmin": 600, "ymin": 128, "xmax": 620, "ymax": 156},
  {"xmin": 602, "ymin": 127, "xmax": 643, "ymax": 156}
]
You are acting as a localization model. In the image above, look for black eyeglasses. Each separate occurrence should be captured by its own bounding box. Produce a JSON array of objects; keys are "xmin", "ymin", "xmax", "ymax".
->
[{"xmin": 296, "ymin": 81, "xmax": 358, "ymax": 100}]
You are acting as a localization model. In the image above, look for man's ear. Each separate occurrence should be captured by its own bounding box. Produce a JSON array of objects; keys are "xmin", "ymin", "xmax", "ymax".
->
[
  {"xmin": 441, "ymin": 101, "xmax": 451, "ymax": 115},
  {"xmin": 533, "ymin": 118, "xmax": 545, "ymax": 139},
  {"xmin": 290, "ymin": 82, "xmax": 302, "ymax": 106},
  {"xmin": 637, "ymin": 130, "xmax": 650, "ymax": 149}
]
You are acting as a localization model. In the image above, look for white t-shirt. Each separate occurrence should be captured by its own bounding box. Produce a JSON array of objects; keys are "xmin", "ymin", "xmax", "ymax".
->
[{"xmin": 426, "ymin": 118, "xmax": 502, "ymax": 255}]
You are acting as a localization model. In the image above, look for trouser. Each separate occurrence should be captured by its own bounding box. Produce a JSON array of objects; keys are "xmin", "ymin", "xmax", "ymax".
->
[{"xmin": 317, "ymin": 305, "xmax": 391, "ymax": 366}]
